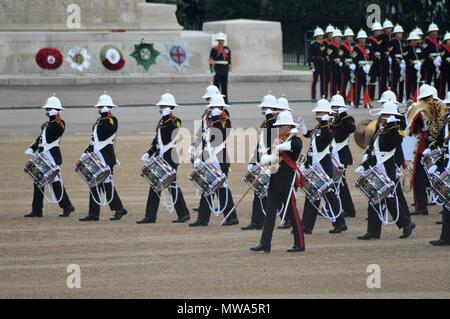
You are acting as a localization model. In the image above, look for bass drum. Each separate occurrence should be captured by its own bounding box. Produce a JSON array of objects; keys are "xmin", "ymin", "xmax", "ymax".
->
[{"xmin": 354, "ymin": 119, "xmax": 377, "ymax": 150}]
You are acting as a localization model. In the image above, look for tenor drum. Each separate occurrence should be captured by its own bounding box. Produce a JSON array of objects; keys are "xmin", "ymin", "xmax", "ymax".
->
[
  {"xmin": 140, "ymin": 156, "xmax": 176, "ymax": 192},
  {"xmin": 189, "ymin": 161, "xmax": 226, "ymax": 196},
  {"xmin": 431, "ymin": 169, "xmax": 450, "ymax": 205},
  {"xmin": 74, "ymin": 152, "xmax": 111, "ymax": 188},
  {"xmin": 301, "ymin": 164, "xmax": 334, "ymax": 202},
  {"xmin": 355, "ymin": 166, "xmax": 395, "ymax": 205},
  {"xmin": 331, "ymin": 155, "xmax": 345, "ymax": 182},
  {"xmin": 243, "ymin": 164, "xmax": 271, "ymax": 198},
  {"xmin": 24, "ymin": 153, "xmax": 60, "ymax": 188}
]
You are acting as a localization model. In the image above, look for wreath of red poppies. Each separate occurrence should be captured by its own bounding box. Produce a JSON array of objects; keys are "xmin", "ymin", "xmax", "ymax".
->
[{"xmin": 35, "ymin": 48, "xmax": 64, "ymax": 70}]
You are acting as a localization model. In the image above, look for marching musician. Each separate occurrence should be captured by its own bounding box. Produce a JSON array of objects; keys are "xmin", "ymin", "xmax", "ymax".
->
[
  {"xmin": 209, "ymin": 33, "xmax": 232, "ymax": 104},
  {"xmin": 137, "ymin": 92, "xmax": 191, "ymax": 224},
  {"xmin": 342, "ymin": 27, "xmax": 355, "ymax": 99},
  {"xmin": 241, "ymin": 93, "xmax": 289, "ymax": 231},
  {"xmin": 355, "ymin": 102, "xmax": 416, "ymax": 240},
  {"xmin": 329, "ymin": 29, "xmax": 345, "ymax": 96},
  {"xmin": 310, "ymin": 27, "xmax": 326, "ymax": 101},
  {"xmin": 24, "ymin": 95, "xmax": 74, "ymax": 218},
  {"xmin": 368, "ymin": 22, "xmax": 383, "ymax": 101},
  {"xmin": 407, "ymin": 84, "xmax": 447, "ymax": 216},
  {"xmin": 189, "ymin": 94, "xmax": 239, "ymax": 227},
  {"xmin": 330, "ymin": 93, "xmax": 356, "ymax": 218},
  {"xmin": 439, "ymin": 32, "xmax": 450, "ymax": 99},
  {"xmin": 422, "ymin": 23, "xmax": 441, "ymax": 90},
  {"xmin": 388, "ymin": 25, "xmax": 406, "ymax": 103},
  {"xmin": 404, "ymin": 32, "xmax": 423, "ymax": 101},
  {"xmin": 300, "ymin": 99, "xmax": 348, "ymax": 234},
  {"xmin": 250, "ymin": 111, "xmax": 305, "ymax": 253},
  {"xmin": 79, "ymin": 93, "xmax": 128, "ymax": 222},
  {"xmin": 380, "ymin": 20, "xmax": 394, "ymax": 97},
  {"xmin": 353, "ymin": 29, "xmax": 371, "ymax": 108}
]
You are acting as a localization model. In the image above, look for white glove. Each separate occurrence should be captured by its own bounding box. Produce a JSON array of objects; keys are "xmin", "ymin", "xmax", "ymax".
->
[
  {"xmin": 48, "ymin": 109, "xmax": 59, "ymax": 117},
  {"xmin": 260, "ymin": 155, "xmax": 271, "ymax": 166},
  {"xmin": 299, "ymin": 165, "xmax": 306, "ymax": 172},
  {"xmin": 386, "ymin": 115, "xmax": 400, "ymax": 124},
  {"xmin": 388, "ymin": 57, "xmax": 393, "ymax": 65},
  {"xmin": 338, "ymin": 107, "xmax": 347, "ymax": 114},
  {"xmin": 362, "ymin": 154, "xmax": 369, "ymax": 163},
  {"xmin": 355, "ymin": 166, "xmax": 365, "ymax": 174},
  {"xmin": 321, "ymin": 114, "xmax": 331, "ymax": 122},
  {"xmin": 194, "ymin": 158, "xmax": 202, "ymax": 167},
  {"xmin": 428, "ymin": 165, "xmax": 438, "ymax": 175},
  {"xmin": 211, "ymin": 108, "xmax": 221, "ymax": 117},
  {"xmin": 24, "ymin": 148, "xmax": 34, "ymax": 156},
  {"xmin": 141, "ymin": 153, "xmax": 150, "ymax": 162},
  {"xmin": 400, "ymin": 60, "xmax": 406, "ymax": 70},
  {"xmin": 434, "ymin": 56, "xmax": 442, "ymax": 67},
  {"xmin": 188, "ymin": 145, "xmax": 196, "ymax": 157},
  {"xmin": 422, "ymin": 148, "xmax": 431, "ymax": 156},
  {"xmin": 414, "ymin": 62, "xmax": 422, "ymax": 71},
  {"xmin": 338, "ymin": 62, "xmax": 343, "ymax": 67},
  {"xmin": 162, "ymin": 107, "xmax": 172, "ymax": 117},
  {"xmin": 349, "ymin": 63, "xmax": 356, "ymax": 71},
  {"xmin": 247, "ymin": 164, "xmax": 255, "ymax": 173},
  {"xmin": 276, "ymin": 141, "xmax": 292, "ymax": 152},
  {"xmin": 363, "ymin": 64, "xmax": 371, "ymax": 74}
]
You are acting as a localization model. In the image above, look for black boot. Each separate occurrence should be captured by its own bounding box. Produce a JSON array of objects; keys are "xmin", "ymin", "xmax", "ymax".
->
[
  {"xmin": 400, "ymin": 222, "xmax": 416, "ymax": 239},
  {"xmin": 250, "ymin": 243, "xmax": 271, "ymax": 253},
  {"xmin": 59, "ymin": 206, "xmax": 75, "ymax": 218},
  {"xmin": 222, "ymin": 217, "xmax": 239, "ymax": 226},
  {"xmin": 357, "ymin": 233, "xmax": 380, "ymax": 240},
  {"xmin": 430, "ymin": 239, "xmax": 450, "ymax": 246},
  {"xmin": 241, "ymin": 223, "xmax": 262, "ymax": 231},
  {"xmin": 189, "ymin": 220, "xmax": 208, "ymax": 227},
  {"xmin": 172, "ymin": 215, "xmax": 191, "ymax": 223},
  {"xmin": 110, "ymin": 208, "xmax": 128, "ymax": 221},
  {"xmin": 25, "ymin": 211, "xmax": 43, "ymax": 218},
  {"xmin": 287, "ymin": 245, "xmax": 305, "ymax": 253},
  {"xmin": 278, "ymin": 221, "xmax": 292, "ymax": 229},
  {"xmin": 329, "ymin": 224, "xmax": 348, "ymax": 234},
  {"xmin": 79, "ymin": 214, "xmax": 99, "ymax": 222}
]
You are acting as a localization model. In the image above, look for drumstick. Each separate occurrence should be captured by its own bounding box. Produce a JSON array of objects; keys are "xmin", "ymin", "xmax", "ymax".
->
[{"xmin": 219, "ymin": 171, "xmax": 264, "ymax": 226}]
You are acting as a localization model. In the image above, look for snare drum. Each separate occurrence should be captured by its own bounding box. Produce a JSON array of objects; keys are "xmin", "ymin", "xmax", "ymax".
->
[
  {"xmin": 74, "ymin": 152, "xmax": 111, "ymax": 188},
  {"xmin": 189, "ymin": 161, "xmax": 226, "ymax": 196},
  {"xmin": 431, "ymin": 169, "xmax": 450, "ymax": 205},
  {"xmin": 331, "ymin": 155, "xmax": 345, "ymax": 182},
  {"xmin": 421, "ymin": 149, "xmax": 443, "ymax": 171},
  {"xmin": 243, "ymin": 164, "xmax": 271, "ymax": 198},
  {"xmin": 355, "ymin": 166, "xmax": 395, "ymax": 205},
  {"xmin": 140, "ymin": 156, "xmax": 176, "ymax": 192},
  {"xmin": 301, "ymin": 164, "xmax": 334, "ymax": 202},
  {"xmin": 24, "ymin": 153, "xmax": 60, "ymax": 188}
]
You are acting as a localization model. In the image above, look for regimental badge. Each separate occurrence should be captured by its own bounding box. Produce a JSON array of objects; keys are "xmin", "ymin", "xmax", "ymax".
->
[
  {"xmin": 163, "ymin": 40, "xmax": 193, "ymax": 72},
  {"xmin": 131, "ymin": 39, "xmax": 160, "ymax": 72},
  {"xmin": 422, "ymin": 43, "xmax": 428, "ymax": 49},
  {"xmin": 338, "ymin": 50, "xmax": 344, "ymax": 56}
]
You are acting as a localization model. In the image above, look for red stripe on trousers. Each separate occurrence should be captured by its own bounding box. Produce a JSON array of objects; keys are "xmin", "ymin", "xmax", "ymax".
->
[{"xmin": 290, "ymin": 196, "xmax": 305, "ymax": 249}]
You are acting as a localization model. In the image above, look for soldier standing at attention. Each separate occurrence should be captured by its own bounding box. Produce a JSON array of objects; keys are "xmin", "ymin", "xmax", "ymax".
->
[
  {"xmin": 209, "ymin": 32, "xmax": 232, "ymax": 104},
  {"xmin": 310, "ymin": 27, "xmax": 326, "ymax": 102}
]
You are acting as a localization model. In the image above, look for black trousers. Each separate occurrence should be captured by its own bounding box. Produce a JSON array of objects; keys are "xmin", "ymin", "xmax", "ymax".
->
[
  {"xmin": 32, "ymin": 181, "xmax": 72, "ymax": 213},
  {"xmin": 380, "ymin": 58, "xmax": 390, "ymax": 98},
  {"xmin": 423, "ymin": 61, "xmax": 438, "ymax": 88},
  {"xmin": 440, "ymin": 206, "xmax": 450, "ymax": 242},
  {"xmin": 302, "ymin": 193, "xmax": 346, "ymax": 231},
  {"xmin": 342, "ymin": 69, "xmax": 351, "ymax": 99},
  {"xmin": 197, "ymin": 168, "xmax": 237, "ymax": 224},
  {"xmin": 355, "ymin": 69, "xmax": 367, "ymax": 107},
  {"xmin": 260, "ymin": 189, "xmax": 305, "ymax": 249},
  {"xmin": 214, "ymin": 68, "xmax": 229, "ymax": 104},
  {"xmin": 145, "ymin": 177, "xmax": 190, "ymax": 222},
  {"xmin": 367, "ymin": 187, "xmax": 410, "ymax": 236},
  {"xmin": 340, "ymin": 170, "xmax": 356, "ymax": 216},
  {"xmin": 330, "ymin": 70, "xmax": 344, "ymax": 96},
  {"xmin": 369, "ymin": 60, "xmax": 381, "ymax": 100},
  {"xmin": 390, "ymin": 66, "xmax": 404, "ymax": 103},
  {"xmin": 413, "ymin": 157, "xmax": 430, "ymax": 213},
  {"xmin": 439, "ymin": 68, "xmax": 449, "ymax": 99},
  {"xmin": 250, "ymin": 195, "xmax": 267, "ymax": 227},
  {"xmin": 89, "ymin": 182, "xmax": 124, "ymax": 217},
  {"xmin": 311, "ymin": 70, "xmax": 326, "ymax": 100},
  {"xmin": 324, "ymin": 63, "xmax": 331, "ymax": 99},
  {"xmin": 405, "ymin": 70, "xmax": 419, "ymax": 101}
]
